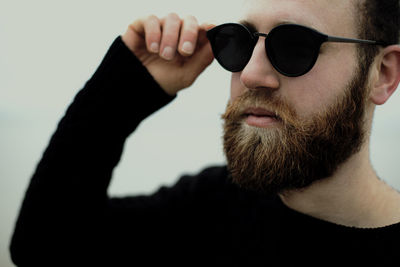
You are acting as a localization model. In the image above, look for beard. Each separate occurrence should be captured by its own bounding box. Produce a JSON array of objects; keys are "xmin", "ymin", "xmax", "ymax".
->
[{"xmin": 222, "ymin": 66, "xmax": 369, "ymax": 195}]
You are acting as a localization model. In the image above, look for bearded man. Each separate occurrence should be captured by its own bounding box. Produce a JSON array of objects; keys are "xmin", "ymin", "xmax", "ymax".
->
[{"xmin": 10, "ymin": 0, "xmax": 400, "ymax": 266}]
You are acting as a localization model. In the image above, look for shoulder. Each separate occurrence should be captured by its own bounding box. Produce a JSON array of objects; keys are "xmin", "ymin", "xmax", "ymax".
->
[
  {"xmin": 146, "ymin": 165, "xmax": 280, "ymax": 212},
  {"xmin": 171, "ymin": 165, "xmax": 234, "ymax": 195}
]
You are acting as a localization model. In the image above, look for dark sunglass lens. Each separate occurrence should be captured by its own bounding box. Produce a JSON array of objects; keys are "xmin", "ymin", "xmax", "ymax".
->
[
  {"xmin": 209, "ymin": 24, "xmax": 254, "ymax": 72},
  {"xmin": 267, "ymin": 25, "xmax": 321, "ymax": 76}
]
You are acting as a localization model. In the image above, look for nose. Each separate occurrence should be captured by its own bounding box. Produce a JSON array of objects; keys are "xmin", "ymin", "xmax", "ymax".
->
[{"xmin": 240, "ymin": 38, "xmax": 280, "ymax": 91}]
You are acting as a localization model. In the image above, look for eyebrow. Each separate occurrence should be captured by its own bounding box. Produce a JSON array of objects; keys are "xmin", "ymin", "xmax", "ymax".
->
[
  {"xmin": 238, "ymin": 19, "xmax": 317, "ymax": 33},
  {"xmin": 238, "ymin": 20, "xmax": 258, "ymax": 32}
]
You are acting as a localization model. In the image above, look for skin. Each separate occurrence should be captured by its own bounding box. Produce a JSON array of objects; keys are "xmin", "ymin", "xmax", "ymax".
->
[
  {"xmin": 233, "ymin": 0, "xmax": 359, "ymax": 119},
  {"xmin": 121, "ymin": 0, "xmax": 400, "ymax": 228},
  {"xmin": 121, "ymin": 13, "xmax": 214, "ymax": 95}
]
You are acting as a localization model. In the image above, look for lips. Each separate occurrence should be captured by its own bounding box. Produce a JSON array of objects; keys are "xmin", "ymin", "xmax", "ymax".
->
[
  {"xmin": 243, "ymin": 107, "xmax": 280, "ymax": 128},
  {"xmin": 244, "ymin": 108, "xmax": 278, "ymax": 118}
]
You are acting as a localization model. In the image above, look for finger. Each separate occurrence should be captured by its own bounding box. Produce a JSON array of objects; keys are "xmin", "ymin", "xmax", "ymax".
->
[
  {"xmin": 143, "ymin": 15, "xmax": 162, "ymax": 53},
  {"xmin": 130, "ymin": 17, "xmax": 146, "ymax": 37},
  {"xmin": 130, "ymin": 15, "xmax": 161, "ymax": 53},
  {"xmin": 159, "ymin": 13, "xmax": 181, "ymax": 61},
  {"xmin": 178, "ymin": 15, "xmax": 199, "ymax": 56}
]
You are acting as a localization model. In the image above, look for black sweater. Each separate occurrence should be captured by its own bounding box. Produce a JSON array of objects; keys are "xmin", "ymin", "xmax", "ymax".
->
[{"xmin": 10, "ymin": 37, "xmax": 400, "ymax": 266}]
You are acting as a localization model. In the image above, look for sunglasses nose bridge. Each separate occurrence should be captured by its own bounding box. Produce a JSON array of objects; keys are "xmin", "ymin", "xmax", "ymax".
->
[
  {"xmin": 249, "ymin": 32, "xmax": 272, "ymax": 69},
  {"xmin": 240, "ymin": 32, "xmax": 280, "ymax": 90},
  {"xmin": 253, "ymin": 32, "xmax": 268, "ymax": 39},
  {"xmin": 252, "ymin": 32, "xmax": 269, "ymax": 57}
]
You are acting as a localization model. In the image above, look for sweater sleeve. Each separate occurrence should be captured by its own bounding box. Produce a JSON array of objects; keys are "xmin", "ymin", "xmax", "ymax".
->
[{"xmin": 9, "ymin": 36, "xmax": 177, "ymax": 266}]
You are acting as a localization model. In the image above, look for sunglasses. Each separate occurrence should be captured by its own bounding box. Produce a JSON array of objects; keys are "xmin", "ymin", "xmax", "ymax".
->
[{"xmin": 206, "ymin": 23, "xmax": 386, "ymax": 77}]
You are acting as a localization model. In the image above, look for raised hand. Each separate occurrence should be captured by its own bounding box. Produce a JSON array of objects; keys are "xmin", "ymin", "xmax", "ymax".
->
[{"xmin": 122, "ymin": 13, "xmax": 215, "ymax": 95}]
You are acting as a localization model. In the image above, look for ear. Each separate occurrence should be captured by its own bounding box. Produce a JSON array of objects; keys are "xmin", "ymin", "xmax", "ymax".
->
[{"xmin": 369, "ymin": 45, "xmax": 400, "ymax": 105}]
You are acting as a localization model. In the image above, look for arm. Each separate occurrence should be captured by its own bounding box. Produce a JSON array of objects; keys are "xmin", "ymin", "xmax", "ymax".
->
[{"xmin": 10, "ymin": 14, "xmax": 214, "ymax": 266}]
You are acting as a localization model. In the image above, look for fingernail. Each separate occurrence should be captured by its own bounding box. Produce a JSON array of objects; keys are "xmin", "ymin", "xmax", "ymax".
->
[
  {"xmin": 182, "ymin": 41, "xmax": 194, "ymax": 54},
  {"xmin": 162, "ymin": 46, "xmax": 175, "ymax": 60},
  {"xmin": 150, "ymin": 42, "xmax": 159, "ymax": 53}
]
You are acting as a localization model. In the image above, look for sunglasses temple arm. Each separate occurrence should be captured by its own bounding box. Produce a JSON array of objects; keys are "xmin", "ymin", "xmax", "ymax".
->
[{"xmin": 326, "ymin": 35, "xmax": 386, "ymax": 46}]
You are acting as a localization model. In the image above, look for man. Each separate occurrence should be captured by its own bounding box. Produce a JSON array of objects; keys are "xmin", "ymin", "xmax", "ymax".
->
[{"xmin": 10, "ymin": 0, "xmax": 400, "ymax": 266}]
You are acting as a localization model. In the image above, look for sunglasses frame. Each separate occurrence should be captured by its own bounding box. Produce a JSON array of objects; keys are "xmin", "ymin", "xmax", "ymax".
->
[{"xmin": 207, "ymin": 23, "xmax": 387, "ymax": 77}]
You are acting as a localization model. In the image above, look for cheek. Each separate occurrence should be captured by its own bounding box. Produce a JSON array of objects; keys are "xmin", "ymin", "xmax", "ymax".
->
[
  {"xmin": 230, "ymin": 73, "xmax": 243, "ymax": 102},
  {"xmin": 285, "ymin": 50, "xmax": 357, "ymax": 118}
]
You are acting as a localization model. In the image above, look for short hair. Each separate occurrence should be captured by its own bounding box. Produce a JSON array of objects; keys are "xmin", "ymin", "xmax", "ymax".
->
[{"xmin": 356, "ymin": 0, "xmax": 400, "ymax": 71}]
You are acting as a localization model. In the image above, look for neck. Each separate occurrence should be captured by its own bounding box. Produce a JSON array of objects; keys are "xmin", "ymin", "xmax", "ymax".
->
[{"xmin": 279, "ymin": 143, "xmax": 400, "ymax": 228}]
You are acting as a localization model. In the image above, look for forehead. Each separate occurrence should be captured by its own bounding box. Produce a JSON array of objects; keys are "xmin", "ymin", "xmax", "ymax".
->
[{"xmin": 241, "ymin": 0, "xmax": 358, "ymax": 35}]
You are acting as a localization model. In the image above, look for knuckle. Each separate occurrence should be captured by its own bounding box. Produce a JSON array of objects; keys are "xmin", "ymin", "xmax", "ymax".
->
[
  {"xmin": 183, "ymin": 15, "xmax": 198, "ymax": 24},
  {"xmin": 131, "ymin": 17, "xmax": 143, "ymax": 28},
  {"xmin": 166, "ymin": 12, "xmax": 180, "ymax": 20},
  {"xmin": 146, "ymin": 15, "xmax": 161, "ymax": 29},
  {"xmin": 146, "ymin": 14, "xmax": 159, "ymax": 22},
  {"xmin": 183, "ymin": 18, "xmax": 198, "ymax": 36},
  {"xmin": 164, "ymin": 13, "xmax": 181, "ymax": 27}
]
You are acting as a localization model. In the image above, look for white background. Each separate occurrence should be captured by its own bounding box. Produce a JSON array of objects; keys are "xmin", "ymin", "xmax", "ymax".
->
[{"xmin": 1, "ymin": 1, "xmax": 399, "ymax": 266}]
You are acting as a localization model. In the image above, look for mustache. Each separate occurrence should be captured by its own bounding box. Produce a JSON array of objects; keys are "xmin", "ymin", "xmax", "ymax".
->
[{"xmin": 222, "ymin": 90, "xmax": 299, "ymax": 127}]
